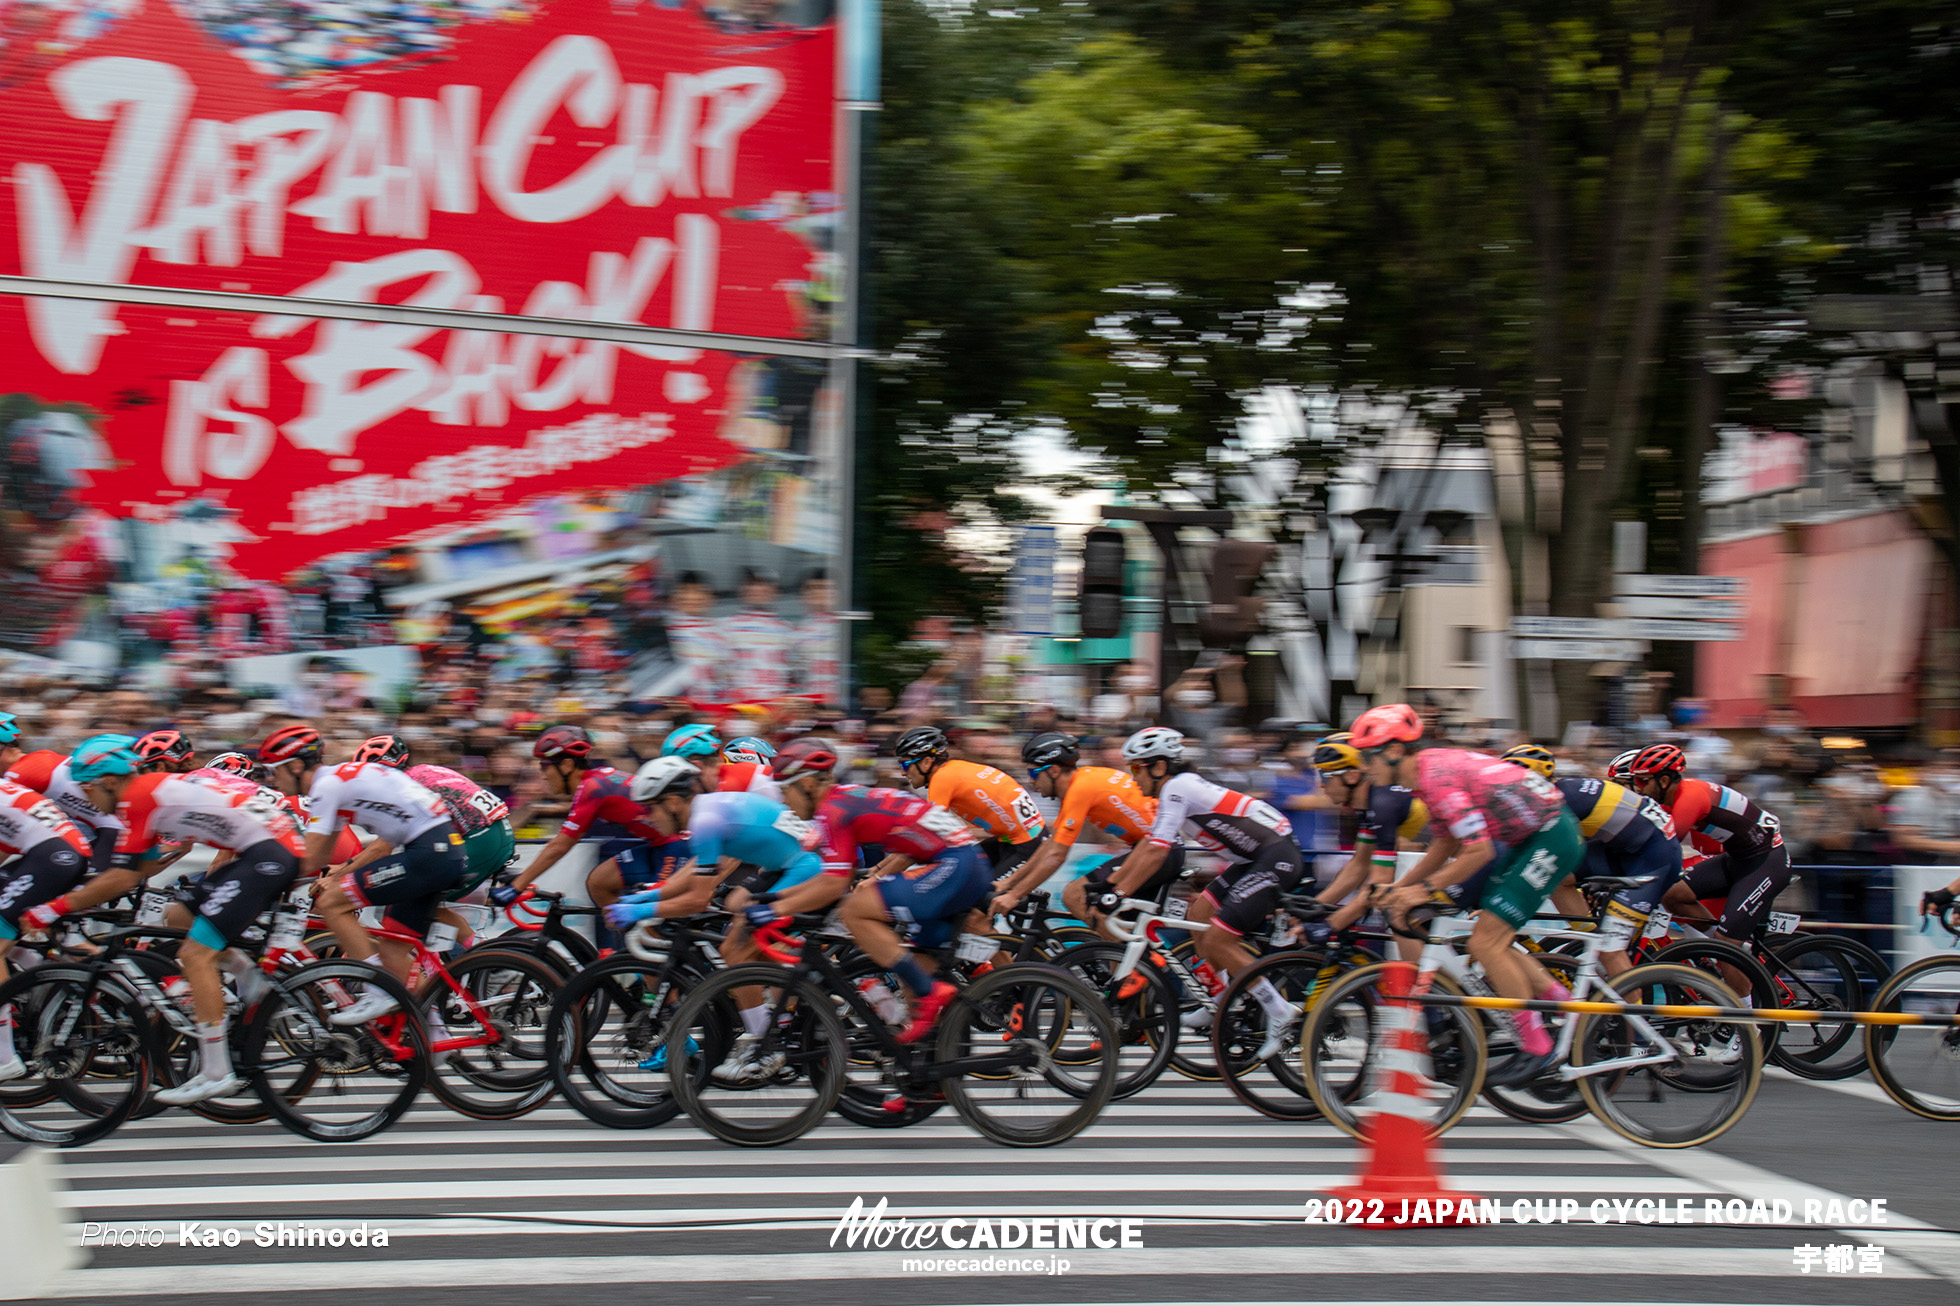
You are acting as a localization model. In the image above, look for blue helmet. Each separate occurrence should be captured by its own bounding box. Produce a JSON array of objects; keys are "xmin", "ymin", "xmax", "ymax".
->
[
  {"xmin": 0, "ymin": 712, "xmax": 18, "ymax": 746},
  {"xmin": 661, "ymin": 724, "xmax": 724, "ymax": 760},
  {"xmin": 70, "ymin": 733, "xmax": 142, "ymax": 783},
  {"xmin": 723, "ymin": 735, "xmax": 776, "ymax": 765}
]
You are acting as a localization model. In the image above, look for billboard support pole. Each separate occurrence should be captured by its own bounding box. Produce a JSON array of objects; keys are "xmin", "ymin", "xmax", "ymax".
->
[{"xmin": 835, "ymin": 0, "xmax": 881, "ymax": 710}]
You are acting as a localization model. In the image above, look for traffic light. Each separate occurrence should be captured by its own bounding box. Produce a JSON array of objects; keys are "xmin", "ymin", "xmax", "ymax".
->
[
  {"xmin": 1198, "ymin": 539, "xmax": 1276, "ymax": 647},
  {"xmin": 1078, "ymin": 527, "xmax": 1127, "ymax": 640}
]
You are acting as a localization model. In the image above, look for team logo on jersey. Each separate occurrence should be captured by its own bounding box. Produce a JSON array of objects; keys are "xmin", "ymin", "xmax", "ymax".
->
[{"xmin": 254, "ymin": 860, "xmax": 288, "ymax": 878}]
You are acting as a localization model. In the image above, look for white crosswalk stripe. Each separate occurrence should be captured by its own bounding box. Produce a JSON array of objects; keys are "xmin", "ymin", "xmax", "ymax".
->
[{"xmin": 29, "ymin": 1081, "xmax": 1960, "ymax": 1304}]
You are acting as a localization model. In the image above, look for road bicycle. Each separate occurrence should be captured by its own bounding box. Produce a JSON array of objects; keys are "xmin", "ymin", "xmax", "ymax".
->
[{"xmin": 1862, "ymin": 897, "xmax": 1960, "ymax": 1120}]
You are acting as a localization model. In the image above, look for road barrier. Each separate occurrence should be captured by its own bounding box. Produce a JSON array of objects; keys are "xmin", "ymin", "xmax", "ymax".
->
[{"xmin": 1400, "ymin": 989, "xmax": 1960, "ymax": 1027}]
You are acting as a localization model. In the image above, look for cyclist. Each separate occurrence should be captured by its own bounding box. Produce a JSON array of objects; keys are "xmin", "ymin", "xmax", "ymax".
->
[
  {"xmin": 0, "ymin": 713, "xmax": 25, "ymax": 775},
  {"xmin": 1360, "ymin": 704, "xmax": 1583, "ymax": 1085},
  {"xmin": 1502, "ymin": 744, "xmax": 1682, "ymax": 976},
  {"xmin": 718, "ymin": 736, "xmax": 781, "ymax": 800},
  {"xmin": 895, "ymin": 726, "xmax": 1046, "ymax": 882},
  {"xmin": 0, "ymin": 775, "xmax": 94, "ymax": 1081},
  {"xmin": 605, "ymin": 756, "xmax": 838, "ymax": 1081},
  {"xmin": 5, "ymin": 735, "xmax": 130, "ymax": 873},
  {"xmin": 106, "ymin": 747, "xmax": 308, "ymax": 1104},
  {"xmin": 354, "ymin": 734, "xmax": 516, "ymax": 906},
  {"xmin": 260, "ymin": 725, "xmax": 463, "ymax": 1026},
  {"xmin": 991, "ymin": 731, "xmax": 1167, "ymax": 930},
  {"xmin": 133, "ymin": 730, "xmax": 198, "ymax": 775},
  {"xmin": 661, "ymin": 724, "xmax": 726, "ymax": 791},
  {"xmin": 499, "ymin": 725, "xmax": 672, "ymax": 946},
  {"xmin": 1120, "ymin": 726, "xmax": 1306, "ymax": 1054},
  {"xmin": 1625, "ymin": 742, "xmax": 1791, "ymax": 985},
  {"xmin": 775, "ymin": 737, "xmax": 991, "ymax": 1043},
  {"xmin": 1308, "ymin": 733, "xmax": 1430, "ymax": 932}
]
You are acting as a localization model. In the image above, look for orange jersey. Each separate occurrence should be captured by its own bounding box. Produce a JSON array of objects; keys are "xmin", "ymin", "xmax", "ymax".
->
[
  {"xmin": 926, "ymin": 760, "xmax": 1046, "ymax": 845},
  {"xmin": 1052, "ymin": 767, "xmax": 1157, "ymax": 848}
]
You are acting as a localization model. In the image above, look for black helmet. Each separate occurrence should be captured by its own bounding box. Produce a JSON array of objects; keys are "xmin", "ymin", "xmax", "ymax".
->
[
  {"xmin": 1021, "ymin": 731, "xmax": 1080, "ymax": 770},
  {"xmin": 894, "ymin": 726, "xmax": 950, "ymax": 766}
]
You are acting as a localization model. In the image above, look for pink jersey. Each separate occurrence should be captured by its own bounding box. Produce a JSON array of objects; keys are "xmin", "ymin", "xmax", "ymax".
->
[
  {"xmin": 1411, "ymin": 748, "xmax": 1565, "ymax": 846},
  {"xmin": 0, "ymin": 778, "xmax": 91, "ymax": 858}
]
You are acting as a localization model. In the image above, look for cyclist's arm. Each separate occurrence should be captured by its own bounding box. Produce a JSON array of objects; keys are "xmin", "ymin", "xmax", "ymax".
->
[
  {"xmin": 1424, "ymin": 836, "xmax": 1493, "ymax": 889},
  {"xmin": 511, "ymin": 827, "xmax": 580, "ymax": 890},
  {"xmin": 1388, "ymin": 835, "xmax": 1455, "ymax": 889},
  {"xmin": 300, "ymin": 830, "xmax": 341, "ymax": 876},
  {"xmin": 338, "ymin": 835, "xmax": 397, "ymax": 875},
  {"xmin": 1107, "ymin": 840, "xmax": 1167, "ymax": 897},
  {"xmin": 57, "ymin": 863, "xmax": 150, "ymax": 912},
  {"xmin": 995, "ymin": 838, "xmax": 1067, "ymax": 903},
  {"xmin": 870, "ymin": 852, "xmax": 912, "ymax": 880},
  {"xmin": 1315, "ymin": 841, "xmax": 1375, "ymax": 907}
]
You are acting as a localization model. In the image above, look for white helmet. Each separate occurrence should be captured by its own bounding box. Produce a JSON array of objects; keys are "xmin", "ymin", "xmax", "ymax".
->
[
  {"xmin": 1606, "ymin": 749, "xmax": 1640, "ymax": 783},
  {"xmin": 1122, "ymin": 727, "xmax": 1185, "ymax": 764},
  {"xmin": 631, "ymin": 756, "xmax": 701, "ymax": 805}
]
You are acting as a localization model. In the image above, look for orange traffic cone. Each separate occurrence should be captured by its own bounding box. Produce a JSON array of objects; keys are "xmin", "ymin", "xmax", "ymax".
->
[{"xmin": 1326, "ymin": 960, "xmax": 1479, "ymax": 1227}]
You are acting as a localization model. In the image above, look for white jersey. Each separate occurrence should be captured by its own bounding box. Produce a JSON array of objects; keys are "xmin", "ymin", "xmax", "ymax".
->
[
  {"xmin": 305, "ymin": 761, "xmax": 450, "ymax": 846},
  {"xmin": 115, "ymin": 771, "xmax": 306, "ymax": 857},
  {"xmin": 38, "ymin": 759, "xmax": 125, "ymax": 838},
  {"xmin": 1145, "ymin": 771, "xmax": 1295, "ymax": 864}
]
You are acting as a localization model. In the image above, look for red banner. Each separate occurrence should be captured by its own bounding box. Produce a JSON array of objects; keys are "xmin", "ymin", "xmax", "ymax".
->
[{"xmin": 0, "ymin": 0, "xmax": 838, "ymax": 578}]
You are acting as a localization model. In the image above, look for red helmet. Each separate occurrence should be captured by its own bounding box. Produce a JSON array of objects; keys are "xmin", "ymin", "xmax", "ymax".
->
[
  {"xmin": 259, "ymin": 725, "xmax": 323, "ymax": 766},
  {"xmin": 134, "ymin": 729, "xmax": 193, "ymax": 769},
  {"xmin": 1350, "ymin": 703, "xmax": 1424, "ymax": 751},
  {"xmin": 1627, "ymin": 743, "xmax": 1686, "ymax": 778},
  {"xmin": 772, "ymin": 736, "xmax": 839, "ymax": 782},
  {"xmin": 353, "ymin": 734, "xmax": 411, "ymax": 768},
  {"xmin": 532, "ymin": 724, "xmax": 595, "ymax": 761}
]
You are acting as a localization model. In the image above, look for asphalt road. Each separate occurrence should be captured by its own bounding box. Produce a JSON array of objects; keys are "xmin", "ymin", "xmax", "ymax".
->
[{"xmin": 16, "ymin": 1067, "xmax": 1957, "ymax": 1306}]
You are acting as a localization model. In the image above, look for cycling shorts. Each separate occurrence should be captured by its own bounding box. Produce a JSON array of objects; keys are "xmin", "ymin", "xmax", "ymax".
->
[
  {"xmin": 0, "ymin": 840, "xmax": 91, "ymax": 938},
  {"xmin": 1478, "ymin": 810, "xmax": 1583, "ymax": 932},
  {"xmin": 1086, "ymin": 842, "xmax": 1186, "ymax": 906},
  {"xmin": 182, "ymin": 839, "xmax": 301, "ymax": 950},
  {"xmin": 343, "ymin": 824, "xmax": 466, "ymax": 938},
  {"xmin": 1200, "ymin": 839, "xmax": 1306, "ymax": 939},
  {"xmin": 1684, "ymin": 844, "xmax": 1793, "ymax": 939},
  {"xmin": 982, "ymin": 836, "xmax": 1041, "ymax": 879},
  {"xmin": 446, "ymin": 822, "xmax": 518, "ymax": 901},
  {"xmin": 613, "ymin": 838, "xmax": 693, "ymax": 893},
  {"xmin": 876, "ymin": 844, "xmax": 993, "ymax": 949}
]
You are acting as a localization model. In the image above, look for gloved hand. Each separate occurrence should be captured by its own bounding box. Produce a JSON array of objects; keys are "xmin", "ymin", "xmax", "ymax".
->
[
  {"xmin": 605, "ymin": 900, "xmax": 657, "ymax": 930},
  {"xmin": 488, "ymin": 884, "xmax": 520, "ymax": 908},
  {"xmin": 1926, "ymin": 887, "xmax": 1956, "ymax": 912},
  {"xmin": 744, "ymin": 903, "xmax": 779, "ymax": 931},
  {"xmin": 20, "ymin": 896, "xmax": 70, "ymax": 933},
  {"xmin": 618, "ymin": 888, "xmax": 663, "ymax": 907},
  {"xmin": 1300, "ymin": 921, "xmax": 1335, "ymax": 948}
]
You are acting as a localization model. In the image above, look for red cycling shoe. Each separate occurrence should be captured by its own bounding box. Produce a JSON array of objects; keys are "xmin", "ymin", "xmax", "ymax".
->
[{"xmin": 896, "ymin": 981, "xmax": 958, "ymax": 1044}]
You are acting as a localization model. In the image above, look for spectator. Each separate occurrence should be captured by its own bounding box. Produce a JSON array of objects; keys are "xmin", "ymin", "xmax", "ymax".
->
[
  {"xmin": 899, "ymin": 661, "xmax": 955, "ymax": 726},
  {"xmin": 1164, "ymin": 655, "xmax": 1244, "ymax": 742},
  {"xmin": 1889, "ymin": 750, "xmax": 1960, "ymax": 862},
  {"xmin": 718, "ymin": 566, "xmax": 793, "ymax": 700},
  {"xmin": 791, "ymin": 569, "xmax": 844, "ymax": 703}
]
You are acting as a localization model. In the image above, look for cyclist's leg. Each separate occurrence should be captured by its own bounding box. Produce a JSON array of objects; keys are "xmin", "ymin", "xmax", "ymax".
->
[
  {"xmin": 1473, "ymin": 812, "xmax": 1583, "ymax": 1061},
  {"xmin": 0, "ymin": 842, "xmax": 89, "ymax": 1075},
  {"xmin": 1664, "ymin": 853, "xmax": 1731, "ymax": 924},
  {"xmin": 1599, "ymin": 832, "xmax": 1682, "ymax": 976}
]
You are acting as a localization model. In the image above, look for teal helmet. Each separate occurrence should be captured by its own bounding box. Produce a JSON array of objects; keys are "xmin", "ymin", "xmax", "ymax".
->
[
  {"xmin": 723, "ymin": 736, "xmax": 776, "ymax": 765},
  {"xmin": 70, "ymin": 733, "xmax": 142, "ymax": 783},
  {"xmin": 0, "ymin": 712, "xmax": 18, "ymax": 745},
  {"xmin": 661, "ymin": 724, "xmax": 724, "ymax": 759}
]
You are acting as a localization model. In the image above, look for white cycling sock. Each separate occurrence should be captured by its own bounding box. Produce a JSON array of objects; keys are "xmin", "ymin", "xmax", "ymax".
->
[
  {"xmin": 0, "ymin": 1009, "xmax": 16, "ymax": 1062},
  {"xmin": 1249, "ymin": 977, "xmax": 1293, "ymax": 1021},
  {"xmin": 359, "ymin": 955, "xmax": 385, "ymax": 994},
  {"xmin": 740, "ymin": 1005, "xmax": 769, "ymax": 1038},
  {"xmin": 196, "ymin": 1019, "xmax": 232, "ymax": 1081}
]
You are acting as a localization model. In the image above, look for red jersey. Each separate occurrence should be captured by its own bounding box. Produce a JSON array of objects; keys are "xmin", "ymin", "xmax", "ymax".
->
[
  {"xmin": 810, "ymin": 785, "xmax": 974, "ymax": 875},
  {"xmin": 114, "ymin": 772, "xmax": 306, "ymax": 861},
  {"xmin": 0, "ymin": 778, "xmax": 90, "ymax": 858},
  {"xmin": 5, "ymin": 750, "xmax": 63, "ymax": 795},
  {"xmin": 717, "ymin": 761, "xmax": 782, "ymax": 802},
  {"xmin": 1661, "ymin": 778, "xmax": 1783, "ymax": 860},
  {"xmin": 560, "ymin": 766, "xmax": 663, "ymax": 845}
]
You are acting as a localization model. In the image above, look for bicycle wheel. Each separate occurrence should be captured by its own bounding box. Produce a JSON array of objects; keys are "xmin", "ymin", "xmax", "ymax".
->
[
  {"xmin": 1763, "ymin": 935, "xmax": 1885, "ymax": 1080},
  {"xmin": 666, "ymin": 964, "xmax": 847, "ymax": 1147},
  {"xmin": 1865, "ymin": 955, "xmax": 1960, "ymax": 1122},
  {"xmin": 1571, "ymin": 963, "xmax": 1761, "ymax": 1148},
  {"xmin": 242, "ymin": 961, "xmax": 428, "ymax": 1143},
  {"xmin": 419, "ymin": 947, "xmax": 561, "ymax": 1120},
  {"xmin": 1213, "ymin": 948, "xmax": 1357, "ymax": 1121},
  {"xmin": 1047, "ymin": 941, "xmax": 1178, "ymax": 1099},
  {"xmin": 0, "ymin": 966, "xmax": 153, "ymax": 1147},
  {"xmin": 1300, "ymin": 963, "xmax": 1487, "ymax": 1141},
  {"xmin": 1647, "ymin": 937, "xmax": 1780, "ymax": 1058},
  {"xmin": 546, "ymin": 954, "xmax": 710, "ymax": 1130},
  {"xmin": 936, "ymin": 964, "xmax": 1117, "ymax": 1146},
  {"xmin": 125, "ymin": 949, "xmax": 292, "ymax": 1126},
  {"xmin": 832, "ymin": 957, "xmax": 946, "ymax": 1128},
  {"xmin": 1480, "ymin": 954, "xmax": 1588, "ymax": 1125}
]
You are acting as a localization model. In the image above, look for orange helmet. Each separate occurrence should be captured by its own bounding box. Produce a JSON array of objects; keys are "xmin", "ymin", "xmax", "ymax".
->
[
  {"xmin": 134, "ymin": 729, "xmax": 194, "ymax": 770},
  {"xmin": 259, "ymin": 725, "xmax": 323, "ymax": 766},
  {"xmin": 1350, "ymin": 703, "xmax": 1423, "ymax": 751}
]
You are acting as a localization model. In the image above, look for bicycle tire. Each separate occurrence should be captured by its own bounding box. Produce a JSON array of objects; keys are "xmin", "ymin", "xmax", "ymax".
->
[
  {"xmin": 418, "ymin": 947, "xmax": 562, "ymax": 1121},
  {"xmin": 1761, "ymin": 935, "xmax": 1883, "ymax": 1080},
  {"xmin": 243, "ymin": 960, "xmax": 428, "ymax": 1143},
  {"xmin": 667, "ymin": 964, "xmax": 847, "ymax": 1147},
  {"xmin": 0, "ymin": 965, "xmax": 154, "ymax": 1147},
  {"xmin": 1646, "ymin": 937, "xmax": 1781, "ymax": 1058},
  {"xmin": 1212, "ymin": 948, "xmax": 1361, "ymax": 1121},
  {"xmin": 1047, "ymin": 940, "xmax": 1178, "ymax": 1099},
  {"xmin": 545, "ymin": 954, "xmax": 713, "ymax": 1130},
  {"xmin": 936, "ymin": 963, "xmax": 1118, "ymax": 1147},
  {"xmin": 1864, "ymin": 955, "xmax": 1960, "ymax": 1122},
  {"xmin": 1300, "ymin": 962, "xmax": 1487, "ymax": 1141},
  {"xmin": 1571, "ymin": 963, "xmax": 1762, "ymax": 1148}
]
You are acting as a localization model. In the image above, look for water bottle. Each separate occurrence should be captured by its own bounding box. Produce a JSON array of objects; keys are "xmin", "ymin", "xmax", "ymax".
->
[
  {"xmin": 1192, "ymin": 959, "xmax": 1226, "ymax": 997},
  {"xmin": 856, "ymin": 977, "xmax": 904, "ymax": 1026},
  {"xmin": 162, "ymin": 976, "xmax": 196, "ymax": 1016}
]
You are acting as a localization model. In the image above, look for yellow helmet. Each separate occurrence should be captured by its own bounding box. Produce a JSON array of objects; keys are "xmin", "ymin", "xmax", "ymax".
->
[
  {"xmin": 1312, "ymin": 732, "xmax": 1363, "ymax": 774},
  {"xmin": 1501, "ymin": 744, "xmax": 1557, "ymax": 779}
]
